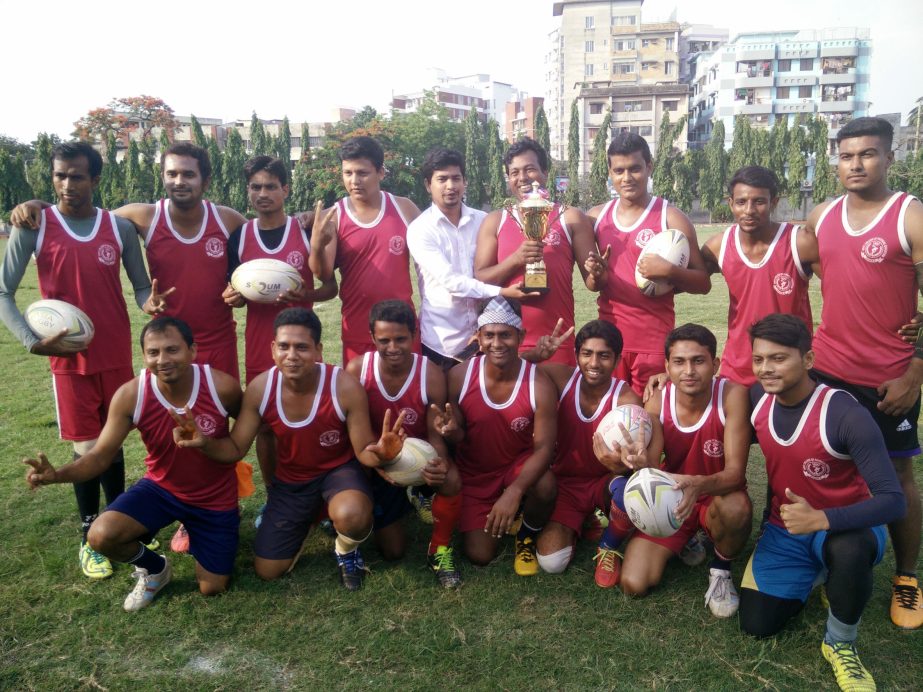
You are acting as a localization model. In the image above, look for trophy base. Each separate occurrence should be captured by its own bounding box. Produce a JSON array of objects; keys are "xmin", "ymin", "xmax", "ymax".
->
[{"xmin": 523, "ymin": 275, "xmax": 549, "ymax": 295}]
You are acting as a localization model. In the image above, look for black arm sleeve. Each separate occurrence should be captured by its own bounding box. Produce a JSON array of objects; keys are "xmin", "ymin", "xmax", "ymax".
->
[{"xmin": 226, "ymin": 225, "xmax": 244, "ymax": 281}]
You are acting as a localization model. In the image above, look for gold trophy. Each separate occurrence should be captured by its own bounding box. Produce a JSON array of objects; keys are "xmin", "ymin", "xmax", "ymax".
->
[{"xmin": 505, "ymin": 182, "xmax": 561, "ymax": 294}]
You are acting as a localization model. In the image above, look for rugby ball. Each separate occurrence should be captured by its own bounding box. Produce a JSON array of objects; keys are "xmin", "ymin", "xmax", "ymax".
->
[
  {"xmin": 623, "ymin": 467, "xmax": 683, "ymax": 537},
  {"xmin": 597, "ymin": 404, "xmax": 653, "ymax": 452},
  {"xmin": 24, "ymin": 299, "xmax": 94, "ymax": 350},
  {"xmin": 634, "ymin": 229, "xmax": 690, "ymax": 297},
  {"xmin": 231, "ymin": 259, "xmax": 303, "ymax": 304},
  {"xmin": 381, "ymin": 437, "xmax": 437, "ymax": 487}
]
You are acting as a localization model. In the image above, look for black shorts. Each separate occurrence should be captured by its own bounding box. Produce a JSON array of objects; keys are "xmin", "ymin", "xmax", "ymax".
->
[
  {"xmin": 254, "ymin": 459, "xmax": 372, "ymax": 560},
  {"xmin": 812, "ymin": 369, "xmax": 921, "ymax": 457},
  {"xmin": 369, "ymin": 471, "xmax": 413, "ymax": 530}
]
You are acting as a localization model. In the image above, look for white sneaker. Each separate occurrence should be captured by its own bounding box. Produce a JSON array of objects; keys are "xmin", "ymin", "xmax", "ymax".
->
[
  {"xmin": 704, "ymin": 567, "xmax": 739, "ymax": 618},
  {"xmin": 123, "ymin": 558, "xmax": 172, "ymax": 612},
  {"xmin": 678, "ymin": 531, "xmax": 707, "ymax": 567}
]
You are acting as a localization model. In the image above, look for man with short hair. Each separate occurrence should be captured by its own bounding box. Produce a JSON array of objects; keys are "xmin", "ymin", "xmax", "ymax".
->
[
  {"xmin": 587, "ymin": 132, "xmax": 710, "ymax": 395},
  {"xmin": 309, "ymin": 136, "xmax": 421, "ymax": 364},
  {"xmin": 24, "ymin": 316, "xmax": 243, "ymax": 611},
  {"xmin": 800, "ymin": 116, "xmax": 923, "ymax": 629},
  {"xmin": 741, "ymin": 313, "xmax": 906, "ymax": 691},
  {"xmin": 2, "ymin": 141, "xmax": 157, "ymax": 579}
]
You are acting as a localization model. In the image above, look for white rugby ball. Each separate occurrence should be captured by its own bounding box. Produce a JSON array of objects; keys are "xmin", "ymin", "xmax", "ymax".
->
[
  {"xmin": 231, "ymin": 258, "xmax": 304, "ymax": 303},
  {"xmin": 24, "ymin": 299, "xmax": 95, "ymax": 350},
  {"xmin": 634, "ymin": 229, "xmax": 690, "ymax": 297},
  {"xmin": 623, "ymin": 467, "xmax": 683, "ymax": 537},
  {"xmin": 382, "ymin": 437, "xmax": 437, "ymax": 487},
  {"xmin": 597, "ymin": 404, "xmax": 653, "ymax": 452}
]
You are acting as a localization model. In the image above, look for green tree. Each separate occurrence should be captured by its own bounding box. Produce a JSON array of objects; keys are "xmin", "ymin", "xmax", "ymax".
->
[
  {"xmin": 786, "ymin": 122, "xmax": 808, "ymax": 209},
  {"xmin": 485, "ymin": 118, "xmax": 507, "ymax": 208},
  {"xmin": 0, "ymin": 150, "xmax": 33, "ymax": 212},
  {"xmin": 565, "ymin": 101, "xmax": 580, "ymax": 206},
  {"xmin": 250, "ymin": 113, "xmax": 268, "ymax": 156},
  {"xmin": 27, "ymin": 133, "xmax": 55, "ymax": 203},
  {"xmin": 154, "ymin": 128, "xmax": 171, "ymax": 199},
  {"xmin": 699, "ymin": 120, "xmax": 729, "ymax": 219},
  {"xmin": 728, "ymin": 116, "xmax": 754, "ymax": 175},
  {"xmin": 464, "ymin": 108, "xmax": 485, "ymax": 209},
  {"xmin": 672, "ymin": 149, "xmax": 697, "ymax": 213},
  {"xmin": 138, "ymin": 135, "xmax": 159, "ymax": 202},
  {"xmin": 768, "ymin": 116, "xmax": 789, "ymax": 184},
  {"xmin": 810, "ymin": 117, "xmax": 836, "ymax": 202},
  {"xmin": 652, "ymin": 112, "xmax": 687, "ymax": 200},
  {"xmin": 288, "ymin": 124, "xmax": 313, "ymax": 213},
  {"xmin": 535, "ymin": 105, "xmax": 551, "ymax": 155},
  {"xmin": 587, "ymin": 111, "xmax": 612, "ymax": 205},
  {"xmin": 99, "ymin": 132, "xmax": 125, "ymax": 208},
  {"xmin": 224, "ymin": 128, "xmax": 248, "ymax": 212},
  {"xmin": 189, "ymin": 115, "xmax": 207, "ymax": 148},
  {"xmin": 752, "ymin": 127, "xmax": 771, "ymax": 168},
  {"xmin": 206, "ymin": 137, "xmax": 225, "ymax": 205},
  {"xmin": 275, "ymin": 117, "xmax": 292, "ymax": 167},
  {"xmin": 122, "ymin": 139, "xmax": 143, "ymax": 202}
]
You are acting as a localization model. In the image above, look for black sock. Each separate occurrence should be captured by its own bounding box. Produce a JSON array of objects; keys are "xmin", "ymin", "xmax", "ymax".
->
[
  {"xmin": 897, "ymin": 570, "xmax": 918, "ymax": 579},
  {"xmin": 80, "ymin": 514, "xmax": 98, "ymax": 542},
  {"xmin": 710, "ymin": 551, "xmax": 731, "ymax": 571},
  {"xmin": 517, "ymin": 519, "xmax": 541, "ymax": 542},
  {"xmin": 127, "ymin": 544, "xmax": 166, "ymax": 574}
]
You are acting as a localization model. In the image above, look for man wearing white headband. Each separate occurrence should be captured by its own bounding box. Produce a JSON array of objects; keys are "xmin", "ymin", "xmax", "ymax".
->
[{"xmin": 433, "ymin": 297, "xmax": 558, "ymax": 575}]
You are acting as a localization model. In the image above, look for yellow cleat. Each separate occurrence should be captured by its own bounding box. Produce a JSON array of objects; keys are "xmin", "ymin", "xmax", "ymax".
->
[
  {"xmin": 890, "ymin": 575, "xmax": 923, "ymax": 630},
  {"xmin": 514, "ymin": 536, "xmax": 539, "ymax": 576},
  {"xmin": 80, "ymin": 541, "xmax": 113, "ymax": 580},
  {"xmin": 821, "ymin": 641, "xmax": 876, "ymax": 692}
]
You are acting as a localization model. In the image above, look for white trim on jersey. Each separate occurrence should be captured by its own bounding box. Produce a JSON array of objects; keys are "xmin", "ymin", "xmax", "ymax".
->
[
  {"xmin": 813, "ymin": 195, "xmax": 843, "ymax": 241},
  {"xmin": 35, "ymin": 208, "xmax": 47, "ymax": 256},
  {"xmin": 458, "ymin": 356, "xmax": 478, "ymax": 406},
  {"xmin": 765, "ymin": 383, "xmax": 827, "ymax": 447},
  {"xmin": 49, "ymin": 207, "xmax": 103, "ymax": 244},
  {"xmin": 478, "ymin": 357, "xmax": 527, "ymax": 410},
  {"xmin": 790, "ymin": 223, "xmax": 810, "ymax": 281},
  {"xmin": 840, "ymin": 191, "xmax": 903, "ymax": 236},
  {"xmin": 109, "ymin": 212, "xmax": 124, "ymax": 253},
  {"xmin": 750, "ymin": 392, "xmax": 769, "ymax": 427},
  {"xmin": 203, "ymin": 364, "xmax": 229, "ymax": 418},
  {"xmin": 717, "ymin": 378, "xmax": 727, "ymax": 426},
  {"xmin": 558, "ymin": 206, "xmax": 573, "ymax": 245},
  {"xmin": 593, "ymin": 199, "xmax": 617, "ymax": 235},
  {"xmin": 163, "ymin": 200, "xmax": 208, "ymax": 245},
  {"xmin": 359, "ymin": 352, "xmax": 371, "ymax": 386},
  {"xmin": 819, "ymin": 388, "xmax": 852, "ymax": 460},
  {"xmin": 610, "ymin": 195, "xmax": 658, "ymax": 234},
  {"xmin": 419, "ymin": 356, "xmax": 430, "ymax": 407},
  {"xmin": 373, "ymin": 352, "xmax": 418, "ymax": 402},
  {"xmin": 209, "ymin": 201, "xmax": 231, "ymax": 239},
  {"xmin": 668, "ymin": 378, "xmax": 718, "ymax": 434},
  {"xmin": 389, "ymin": 192, "xmax": 412, "ymax": 227},
  {"xmin": 258, "ymin": 367, "xmax": 276, "ymax": 417},
  {"xmin": 733, "ymin": 223, "xmax": 787, "ymax": 270},
  {"xmin": 151, "ymin": 363, "xmax": 200, "ymax": 413},
  {"xmin": 331, "ymin": 367, "xmax": 346, "ymax": 422},
  {"xmin": 132, "ymin": 368, "xmax": 146, "ymax": 425},
  {"xmin": 528, "ymin": 363, "xmax": 536, "ymax": 412},
  {"xmin": 251, "ymin": 217, "xmax": 294, "ymax": 256},
  {"xmin": 50, "ymin": 373, "xmax": 64, "ymax": 439},
  {"xmin": 717, "ymin": 224, "xmax": 734, "ymax": 269},
  {"xmin": 572, "ymin": 374, "xmax": 618, "ymax": 423},
  {"xmin": 275, "ymin": 363, "xmax": 326, "ymax": 428},
  {"xmin": 897, "ymin": 194, "xmax": 917, "ymax": 257},
  {"xmin": 660, "ymin": 199, "xmax": 670, "ymax": 233},
  {"xmin": 341, "ymin": 191, "xmax": 387, "ymax": 229},
  {"xmin": 559, "ymin": 369, "xmax": 580, "ymax": 403},
  {"xmin": 144, "ymin": 200, "xmax": 163, "ymax": 247}
]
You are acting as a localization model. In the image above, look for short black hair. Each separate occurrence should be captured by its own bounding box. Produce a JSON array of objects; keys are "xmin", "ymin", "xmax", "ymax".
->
[
  {"xmin": 607, "ymin": 132, "xmax": 652, "ymax": 164},
  {"xmin": 340, "ymin": 136, "xmax": 384, "ymax": 170},
  {"xmin": 369, "ymin": 299, "xmax": 416, "ymax": 335},
  {"xmin": 837, "ymin": 116, "xmax": 894, "ymax": 150},
  {"xmin": 140, "ymin": 316, "xmax": 194, "ymax": 348},
  {"xmin": 503, "ymin": 137, "xmax": 549, "ymax": 174},
  {"xmin": 244, "ymin": 155, "xmax": 289, "ymax": 186},
  {"xmin": 665, "ymin": 323, "xmax": 717, "ymax": 359},
  {"xmin": 749, "ymin": 314, "xmax": 812, "ymax": 355},
  {"xmin": 52, "ymin": 141, "xmax": 103, "ymax": 178},
  {"xmin": 161, "ymin": 142, "xmax": 212, "ymax": 182},
  {"xmin": 728, "ymin": 165, "xmax": 779, "ymax": 199},
  {"xmin": 574, "ymin": 320, "xmax": 623, "ymax": 357},
  {"xmin": 274, "ymin": 307, "xmax": 322, "ymax": 344},
  {"xmin": 421, "ymin": 147, "xmax": 466, "ymax": 182}
]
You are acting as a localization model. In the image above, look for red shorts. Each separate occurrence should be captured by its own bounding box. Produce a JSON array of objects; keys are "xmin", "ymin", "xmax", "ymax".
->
[
  {"xmin": 616, "ymin": 350, "xmax": 665, "ymax": 396},
  {"xmin": 459, "ymin": 462, "xmax": 525, "ymax": 533},
  {"xmin": 549, "ymin": 473, "xmax": 610, "ymax": 533},
  {"xmin": 635, "ymin": 495, "xmax": 714, "ymax": 554},
  {"xmin": 52, "ymin": 367, "xmax": 134, "ymax": 441},
  {"xmin": 195, "ymin": 340, "xmax": 240, "ymax": 381}
]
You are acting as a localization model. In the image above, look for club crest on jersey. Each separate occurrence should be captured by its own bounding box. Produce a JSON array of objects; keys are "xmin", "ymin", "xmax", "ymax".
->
[
  {"xmin": 388, "ymin": 236, "xmax": 405, "ymax": 255},
  {"xmin": 635, "ymin": 229, "xmax": 655, "ymax": 248},
  {"xmin": 319, "ymin": 430, "xmax": 342, "ymax": 447},
  {"xmin": 205, "ymin": 238, "xmax": 225, "ymax": 259},
  {"xmin": 544, "ymin": 231, "xmax": 561, "ymax": 247},
  {"xmin": 510, "ymin": 416, "xmax": 531, "ymax": 432},
  {"xmin": 860, "ymin": 237, "xmax": 887, "ymax": 263},
  {"xmin": 97, "ymin": 243, "xmax": 117, "ymax": 266},
  {"xmin": 195, "ymin": 414, "xmax": 218, "ymax": 436},
  {"xmin": 802, "ymin": 457, "xmax": 830, "ymax": 481},
  {"xmin": 286, "ymin": 251, "xmax": 305, "ymax": 270},
  {"xmin": 773, "ymin": 272, "xmax": 794, "ymax": 295},
  {"xmin": 399, "ymin": 407, "xmax": 419, "ymax": 426},
  {"xmin": 703, "ymin": 439, "xmax": 724, "ymax": 458}
]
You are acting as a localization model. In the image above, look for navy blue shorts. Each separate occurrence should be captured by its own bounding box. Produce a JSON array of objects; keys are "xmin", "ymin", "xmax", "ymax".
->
[
  {"xmin": 254, "ymin": 459, "xmax": 372, "ymax": 560},
  {"xmin": 106, "ymin": 478, "xmax": 240, "ymax": 575},
  {"xmin": 370, "ymin": 471, "xmax": 413, "ymax": 530}
]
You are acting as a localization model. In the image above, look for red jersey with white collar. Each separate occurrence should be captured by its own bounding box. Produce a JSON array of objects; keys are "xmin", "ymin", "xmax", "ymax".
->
[
  {"xmin": 812, "ymin": 193, "xmax": 918, "ymax": 387},
  {"xmin": 258, "ymin": 364, "xmax": 352, "ymax": 483},
  {"xmin": 238, "ymin": 217, "xmax": 313, "ymax": 382},
  {"xmin": 496, "ymin": 206, "xmax": 576, "ymax": 365},
  {"xmin": 132, "ymin": 364, "xmax": 236, "ymax": 511},
  {"xmin": 751, "ymin": 384, "xmax": 870, "ymax": 528},
  {"xmin": 35, "ymin": 207, "xmax": 132, "ymax": 375},
  {"xmin": 554, "ymin": 370, "xmax": 626, "ymax": 479},
  {"xmin": 594, "ymin": 196, "xmax": 674, "ymax": 354},
  {"xmin": 660, "ymin": 378, "xmax": 727, "ymax": 479},
  {"xmin": 718, "ymin": 222, "xmax": 812, "ymax": 386},
  {"xmin": 455, "ymin": 355, "xmax": 536, "ymax": 479},
  {"xmin": 359, "ymin": 351, "xmax": 429, "ymax": 440}
]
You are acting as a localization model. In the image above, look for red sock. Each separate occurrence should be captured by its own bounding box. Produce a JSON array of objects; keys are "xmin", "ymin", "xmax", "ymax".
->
[
  {"xmin": 428, "ymin": 493, "xmax": 461, "ymax": 554},
  {"xmin": 609, "ymin": 501, "xmax": 634, "ymax": 534}
]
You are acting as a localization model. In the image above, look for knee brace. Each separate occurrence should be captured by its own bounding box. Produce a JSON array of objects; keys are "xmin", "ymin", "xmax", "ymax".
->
[{"xmin": 537, "ymin": 545, "xmax": 574, "ymax": 574}]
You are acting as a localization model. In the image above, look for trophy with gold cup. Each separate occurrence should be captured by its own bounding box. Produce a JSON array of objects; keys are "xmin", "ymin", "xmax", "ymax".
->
[{"xmin": 504, "ymin": 182, "xmax": 565, "ymax": 294}]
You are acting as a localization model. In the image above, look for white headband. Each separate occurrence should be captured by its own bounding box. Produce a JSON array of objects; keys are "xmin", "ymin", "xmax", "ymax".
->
[{"xmin": 477, "ymin": 297, "xmax": 523, "ymax": 330}]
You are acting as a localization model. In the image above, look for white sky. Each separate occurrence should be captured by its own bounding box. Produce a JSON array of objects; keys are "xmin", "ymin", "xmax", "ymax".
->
[{"xmin": 1, "ymin": 0, "xmax": 921, "ymax": 144}]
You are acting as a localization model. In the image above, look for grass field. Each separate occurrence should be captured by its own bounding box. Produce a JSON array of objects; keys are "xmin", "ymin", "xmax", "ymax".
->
[{"xmin": 1, "ymin": 227, "xmax": 921, "ymax": 691}]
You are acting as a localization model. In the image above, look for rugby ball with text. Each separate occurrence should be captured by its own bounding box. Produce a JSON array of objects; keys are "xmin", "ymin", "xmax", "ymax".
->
[
  {"xmin": 24, "ymin": 299, "xmax": 95, "ymax": 350},
  {"xmin": 634, "ymin": 229, "xmax": 690, "ymax": 297},
  {"xmin": 231, "ymin": 259, "xmax": 303, "ymax": 303},
  {"xmin": 623, "ymin": 467, "xmax": 683, "ymax": 537},
  {"xmin": 381, "ymin": 437, "xmax": 437, "ymax": 487},
  {"xmin": 597, "ymin": 404, "xmax": 653, "ymax": 452}
]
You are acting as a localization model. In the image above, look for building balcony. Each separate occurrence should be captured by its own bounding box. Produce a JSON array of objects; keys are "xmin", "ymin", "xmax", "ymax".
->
[
  {"xmin": 613, "ymin": 109, "xmax": 654, "ymax": 121},
  {"xmin": 775, "ymin": 74, "xmax": 818, "ymax": 87},
  {"xmin": 819, "ymin": 99, "xmax": 856, "ymax": 113},
  {"xmin": 777, "ymin": 44, "xmax": 819, "ymax": 60},
  {"xmin": 774, "ymin": 101, "xmax": 816, "ymax": 114},
  {"xmin": 819, "ymin": 71, "xmax": 857, "ymax": 85},
  {"xmin": 734, "ymin": 100, "xmax": 773, "ymax": 115},
  {"xmin": 820, "ymin": 43, "xmax": 859, "ymax": 57},
  {"xmin": 735, "ymin": 45, "xmax": 776, "ymax": 61},
  {"xmin": 735, "ymin": 73, "xmax": 774, "ymax": 88}
]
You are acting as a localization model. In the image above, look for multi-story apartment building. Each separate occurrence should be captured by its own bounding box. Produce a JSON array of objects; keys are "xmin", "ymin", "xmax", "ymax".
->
[{"xmin": 505, "ymin": 96, "xmax": 545, "ymax": 143}]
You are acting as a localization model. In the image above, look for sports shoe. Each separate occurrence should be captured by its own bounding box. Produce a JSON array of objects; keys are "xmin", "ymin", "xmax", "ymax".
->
[
  {"xmin": 890, "ymin": 575, "xmax": 923, "ymax": 630},
  {"xmin": 123, "ymin": 558, "xmax": 172, "ymax": 612},
  {"xmin": 143, "ymin": 537, "xmax": 161, "ymax": 552},
  {"xmin": 170, "ymin": 525, "xmax": 190, "ymax": 553},
  {"xmin": 514, "ymin": 536, "xmax": 539, "ymax": 576},
  {"xmin": 821, "ymin": 640, "xmax": 876, "ymax": 692},
  {"xmin": 593, "ymin": 547, "xmax": 623, "ymax": 588},
  {"xmin": 428, "ymin": 545, "xmax": 462, "ymax": 588},
  {"xmin": 704, "ymin": 567, "xmax": 739, "ymax": 618},
  {"xmin": 254, "ymin": 502, "xmax": 266, "ymax": 529},
  {"xmin": 335, "ymin": 549, "xmax": 368, "ymax": 591},
  {"xmin": 406, "ymin": 486, "xmax": 434, "ymax": 525},
  {"xmin": 80, "ymin": 541, "xmax": 114, "ymax": 580},
  {"xmin": 679, "ymin": 531, "xmax": 707, "ymax": 567}
]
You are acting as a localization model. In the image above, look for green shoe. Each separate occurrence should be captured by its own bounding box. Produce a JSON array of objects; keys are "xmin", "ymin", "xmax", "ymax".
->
[
  {"xmin": 428, "ymin": 545, "xmax": 462, "ymax": 588},
  {"xmin": 80, "ymin": 541, "xmax": 113, "ymax": 580}
]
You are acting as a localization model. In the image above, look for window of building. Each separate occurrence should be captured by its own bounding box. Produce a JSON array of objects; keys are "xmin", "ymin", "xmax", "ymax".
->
[
  {"xmin": 590, "ymin": 102, "xmax": 604, "ymax": 115},
  {"xmin": 585, "ymin": 40, "xmax": 594, "ymax": 52},
  {"xmin": 665, "ymin": 61, "xmax": 675, "ymax": 75},
  {"xmin": 615, "ymin": 63, "xmax": 635, "ymax": 74},
  {"xmin": 642, "ymin": 61, "xmax": 657, "ymax": 71},
  {"xmin": 800, "ymin": 58, "xmax": 814, "ymax": 70},
  {"xmin": 777, "ymin": 86, "xmax": 790, "ymax": 99},
  {"xmin": 621, "ymin": 99, "xmax": 651, "ymax": 111},
  {"xmin": 612, "ymin": 15, "xmax": 636, "ymax": 26},
  {"xmin": 588, "ymin": 128, "xmax": 599, "ymax": 140},
  {"xmin": 585, "ymin": 16, "xmax": 594, "ymax": 29},
  {"xmin": 822, "ymin": 56, "xmax": 856, "ymax": 74},
  {"xmin": 585, "ymin": 63, "xmax": 594, "ymax": 77},
  {"xmin": 614, "ymin": 39, "xmax": 635, "ymax": 51},
  {"xmin": 642, "ymin": 38, "xmax": 656, "ymax": 48},
  {"xmin": 798, "ymin": 85, "xmax": 813, "ymax": 98},
  {"xmin": 777, "ymin": 59, "xmax": 792, "ymax": 72},
  {"xmin": 666, "ymin": 37, "xmax": 674, "ymax": 51},
  {"xmin": 662, "ymin": 100, "xmax": 678, "ymax": 112},
  {"xmin": 639, "ymin": 126, "xmax": 653, "ymax": 136}
]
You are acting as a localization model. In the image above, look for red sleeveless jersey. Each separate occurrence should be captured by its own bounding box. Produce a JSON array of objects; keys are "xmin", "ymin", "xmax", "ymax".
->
[
  {"xmin": 554, "ymin": 370, "xmax": 627, "ymax": 479},
  {"xmin": 359, "ymin": 351, "xmax": 429, "ymax": 440},
  {"xmin": 132, "ymin": 364, "xmax": 236, "ymax": 511},
  {"xmin": 718, "ymin": 222, "xmax": 813, "ymax": 386},
  {"xmin": 496, "ymin": 206, "xmax": 576, "ymax": 365},
  {"xmin": 455, "ymin": 356, "xmax": 536, "ymax": 478},
  {"xmin": 335, "ymin": 192, "xmax": 413, "ymax": 352},
  {"xmin": 35, "ymin": 207, "xmax": 132, "ymax": 375},
  {"xmin": 594, "ymin": 196, "xmax": 674, "ymax": 354},
  {"xmin": 238, "ymin": 217, "xmax": 314, "ymax": 382},
  {"xmin": 813, "ymin": 193, "xmax": 918, "ymax": 387},
  {"xmin": 751, "ymin": 384, "xmax": 870, "ymax": 528},
  {"xmin": 660, "ymin": 378, "xmax": 727, "ymax": 479},
  {"xmin": 145, "ymin": 199, "xmax": 237, "ymax": 374},
  {"xmin": 258, "ymin": 363, "xmax": 352, "ymax": 483}
]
